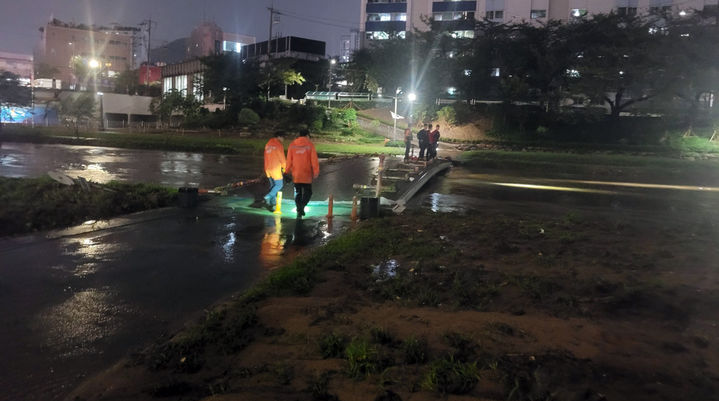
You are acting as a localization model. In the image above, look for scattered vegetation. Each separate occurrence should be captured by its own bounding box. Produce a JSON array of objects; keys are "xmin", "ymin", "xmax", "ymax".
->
[{"xmin": 0, "ymin": 177, "xmax": 177, "ymax": 236}]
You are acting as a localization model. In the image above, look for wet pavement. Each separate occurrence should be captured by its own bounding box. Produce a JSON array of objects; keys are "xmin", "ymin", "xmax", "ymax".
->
[
  {"xmin": 412, "ymin": 166, "xmax": 719, "ymax": 223},
  {"xmin": 0, "ymin": 143, "xmax": 379, "ymax": 401}
]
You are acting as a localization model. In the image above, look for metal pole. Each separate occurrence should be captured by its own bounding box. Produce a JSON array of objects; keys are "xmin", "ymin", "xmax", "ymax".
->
[{"xmin": 393, "ymin": 96, "xmax": 397, "ymax": 141}]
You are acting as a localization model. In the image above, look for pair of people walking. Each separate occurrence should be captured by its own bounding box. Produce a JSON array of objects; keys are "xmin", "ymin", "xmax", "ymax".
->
[{"xmin": 262, "ymin": 129, "xmax": 319, "ymax": 218}]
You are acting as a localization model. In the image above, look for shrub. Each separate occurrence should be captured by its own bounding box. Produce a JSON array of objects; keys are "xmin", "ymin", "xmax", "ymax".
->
[
  {"xmin": 237, "ymin": 108, "xmax": 260, "ymax": 126},
  {"xmin": 311, "ymin": 119, "xmax": 323, "ymax": 132},
  {"xmin": 437, "ymin": 106, "xmax": 457, "ymax": 126}
]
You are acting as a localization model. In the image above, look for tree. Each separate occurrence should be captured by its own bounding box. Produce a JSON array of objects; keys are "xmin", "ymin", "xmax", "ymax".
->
[
  {"xmin": 150, "ymin": 90, "xmax": 201, "ymax": 127},
  {"xmin": 662, "ymin": 13, "xmax": 719, "ymax": 132},
  {"xmin": 568, "ymin": 13, "xmax": 672, "ymax": 117},
  {"xmin": 260, "ymin": 58, "xmax": 305, "ymax": 100},
  {"xmin": 203, "ymin": 54, "xmax": 263, "ymax": 107},
  {"xmin": 60, "ymin": 93, "xmax": 96, "ymax": 136},
  {"xmin": 114, "ymin": 69, "xmax": 140, "ymax": 95}
]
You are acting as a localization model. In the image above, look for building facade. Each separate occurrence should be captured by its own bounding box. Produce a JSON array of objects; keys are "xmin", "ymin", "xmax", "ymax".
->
[
  {"xmin": 0, "ymin": 52, "xmax": 33, "ymax": 82},
  {"xmin": 35, "ymin": 18, "xmax": 138, "ymax": 89},
  {"xmin": 151, "ymin": 21, "xmax": 255, "ymax": 66},
  {"xmin": 240, "ymin": 36, "xmax": 326, "ymax": 62},
  {"xmin": 360, "ymin": 0, "xmax": 719, "ymax": 44}
]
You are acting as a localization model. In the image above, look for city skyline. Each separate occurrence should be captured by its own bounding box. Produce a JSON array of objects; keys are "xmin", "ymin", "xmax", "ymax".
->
[{"xmin": 0, "ymin": 0, "xmax": 359, "ymax": 58}]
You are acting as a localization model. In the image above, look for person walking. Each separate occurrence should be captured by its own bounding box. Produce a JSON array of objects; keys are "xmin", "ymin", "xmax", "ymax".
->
[
  {"xmin": 286, "ymin": 129, "xmax": 319, "ymax": 218},
  {"xmin": 417, "ymin": 123, "xmax": 430, "ymax": 160},
  {"xmin": 428, "ymin": 124, "xmax": 440, "ymax": 160},
  {"xmin": 262, "ymin": 130, "xmax": 287, "ymax": 212},
  {"xmin": 403, "ymin": 127, "xmax": 413, "ymax": 161}
]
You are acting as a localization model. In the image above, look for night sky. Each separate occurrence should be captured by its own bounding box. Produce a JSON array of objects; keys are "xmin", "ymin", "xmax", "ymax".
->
[{"xmin": 0, "ymin": 0, "xmax": 360, "ymax": 57}]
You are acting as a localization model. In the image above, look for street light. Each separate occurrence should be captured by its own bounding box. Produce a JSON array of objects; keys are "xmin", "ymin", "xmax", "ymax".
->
[
  {"xmin": 392, "ymin": 87, "xmax": 401, "ymax": 141},
  {"xmin": 327, "ymin": 58, "xmax": 336, "ymax": 108}
]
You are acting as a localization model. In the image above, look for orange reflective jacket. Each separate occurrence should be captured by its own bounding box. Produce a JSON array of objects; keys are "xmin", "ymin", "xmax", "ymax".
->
[
  {"xmin": 264, "ymin": 137, "xmax": 286, "ymax": 180},
  {"xmin": 286, "ymin": 136, "xmax": 319, "ymax": 184}
]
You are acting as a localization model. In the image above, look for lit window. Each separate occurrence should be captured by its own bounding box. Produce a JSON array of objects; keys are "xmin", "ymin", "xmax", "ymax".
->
[
  {"xmin": 571, "ymin": 9, "xmax": 588, "ymax": 18},
  {"xmin": 491, "ymin": 67, "xmax": 500, "ymax": 77},
  {"xmin": 531, "ymin": 10, "xmax": 546, "ymax": 19},
  {"xmin": 163, "ymin": 77, "xmax": 173, "ymax": 94},
  {"xmin": 193, "ymin": 73, "xmax": 204, "ymax": 101},
  {"xmin": 222, "ymin": 41, "xmax": 241, "ymax": 53},
  {"xmin": 380, "ymin": 13, "xmax": 391, "ymax": 21},
  {"xmin": 566, "ymin": 69, "xmax": 580, "ymax": 78},
  {"xmin": 450, "ymin": 30, "xmax": 475, "ymax": 39},
  {"xmin": 176, "ymin": 75, "xmax": 188, "ymax": 93},
  {"xmin": 464, "ymin": 69, "xmax": 472, "ymax": 76}
]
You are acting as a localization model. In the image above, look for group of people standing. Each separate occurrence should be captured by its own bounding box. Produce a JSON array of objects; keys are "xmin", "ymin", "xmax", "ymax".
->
[
  {"xmin": 404, "ymin": 123, "xmax": 441, "ymax": 161},
  {"xmin": 261, "ymin": 129, "xmax": 319, "ymax": 219}
]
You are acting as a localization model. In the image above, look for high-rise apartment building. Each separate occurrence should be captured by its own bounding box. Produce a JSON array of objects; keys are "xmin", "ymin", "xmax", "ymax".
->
[
  {"xmin": 360, "ymin": 0, "xmax": 718, "ymax": 46},
  {"xmin": 35, "ymin": 18, "xmax": 139, "ymax": 89}
]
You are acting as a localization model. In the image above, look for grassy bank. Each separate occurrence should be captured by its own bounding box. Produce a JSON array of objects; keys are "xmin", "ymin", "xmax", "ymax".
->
[
  {"xmin": 0, "ymin": 177, "xmax": 177, "ymax": 236},
  {"xmin": 460, "ymin": 149, "xmax": 719, "ymax": 184},
  {"xmin": 68, "ymin": 210, "xmax": 719, "ymax": 401},
  {"xmin": 0, "ymin": 126, "xmax": 404, "ymax": 157}
]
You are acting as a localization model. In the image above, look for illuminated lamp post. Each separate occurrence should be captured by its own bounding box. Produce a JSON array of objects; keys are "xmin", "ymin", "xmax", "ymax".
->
[{"xmin": 328, "ymin": 58, "xmax": 336, "ymax": 108}]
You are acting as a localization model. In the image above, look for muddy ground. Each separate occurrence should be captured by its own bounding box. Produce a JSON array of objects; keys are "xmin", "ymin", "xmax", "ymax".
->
[{"xmin": 66, "ymin": 206, "xmax": 719, "ymax": 401}]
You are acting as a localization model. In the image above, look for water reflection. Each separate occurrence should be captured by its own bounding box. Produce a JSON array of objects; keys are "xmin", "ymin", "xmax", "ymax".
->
[
  {"xmin": 259, "ymin": 215, "xmax": 284, "ymax": 269},
  {"xmin": 34, "ymin": 288, "xmax": 130, "ymax": 358}
]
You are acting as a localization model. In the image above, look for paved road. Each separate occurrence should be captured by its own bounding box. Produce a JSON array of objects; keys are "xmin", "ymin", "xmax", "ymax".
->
[{"xmin": 0, "ymin": 143, "xmax": 379, "ymax": 401}]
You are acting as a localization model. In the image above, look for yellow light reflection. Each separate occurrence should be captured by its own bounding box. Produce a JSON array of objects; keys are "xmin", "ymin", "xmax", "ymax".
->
[
  {"xmin": 259, "ymin": 215, "xmax": 284, "ymax": 269},
  {"xmin": 493, "ymin": 182, "xmax": 617, "ymax": 195},
  {"xmin": 470, "ymin": 173, "xmax": 719, "ymax": 193}
]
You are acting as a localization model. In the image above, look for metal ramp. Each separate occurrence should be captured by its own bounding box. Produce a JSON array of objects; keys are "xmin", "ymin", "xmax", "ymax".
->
[{"xmin": 354, "ymin": 156, "xmax": 452, "ymax": 215}]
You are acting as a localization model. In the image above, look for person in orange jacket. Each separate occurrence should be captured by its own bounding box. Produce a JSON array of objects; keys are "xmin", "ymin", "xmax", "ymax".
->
[
  {"xmin": 262, "ymin": 131, "xmax": 287, "ymax": 212},
  {"xmin": 286, "ymin": 129, "xmax": 319, "ymax": 218}
]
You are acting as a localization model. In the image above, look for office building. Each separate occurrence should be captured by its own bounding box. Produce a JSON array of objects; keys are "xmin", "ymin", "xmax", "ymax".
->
[
  {"xmin": 360, "ymin": 0, "xmax": 719, "ymax": 45},
  {"xmin": 35, "ymin": 18, "xmax": 139, "ymax": 89}
]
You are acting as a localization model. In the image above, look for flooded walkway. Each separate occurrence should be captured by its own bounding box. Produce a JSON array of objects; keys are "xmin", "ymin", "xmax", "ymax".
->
[{"xmin": 0, "ymin": 143, "xmax": 380, "ymax": 401}]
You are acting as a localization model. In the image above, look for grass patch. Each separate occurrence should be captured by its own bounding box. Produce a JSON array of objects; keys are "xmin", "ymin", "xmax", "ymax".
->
[
  {"xmin": 0, "ymin": 177, "xmax": 177, "ymax": 236},
  {"xmin": 402, "ymin": 336, "xmax": 429, "ymax": 364},
  {"xmin": 421, "ymin": 356, "xmax": 480, "ymax": 395},
  {"xmin": 318, "ymin": 332, "xmax": 347, "ymax": 359},
  {"xmin": 345, "ymin": 338, "xmax": 381, "ymax": 378}
]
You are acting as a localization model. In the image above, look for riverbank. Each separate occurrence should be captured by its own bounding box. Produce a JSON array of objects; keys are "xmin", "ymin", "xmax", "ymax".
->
[
  {"xmin": 66, "ymin": 207, "xmax": 719, "ymax": 401},
  {"xmin": 0, "ymin": 126, "xmax": 404, "ymax": 158},
  {"xmin": 0, "ymin": 177, "xmax": 177, "ymax": 236}
]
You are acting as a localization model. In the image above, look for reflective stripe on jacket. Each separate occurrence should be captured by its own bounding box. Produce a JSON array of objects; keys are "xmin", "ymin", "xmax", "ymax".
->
[
  {"xmin": 286, "ymin": 136, "xmax": 319, "ymax": 184},
  {"xmin": 264, "ymin": 137, "xmax": 286, "ymax": 180}
]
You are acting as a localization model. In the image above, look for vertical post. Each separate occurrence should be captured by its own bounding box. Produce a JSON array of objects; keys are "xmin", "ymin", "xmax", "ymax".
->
[
  {"xmin": 326, "ymin": 194, "xmax": 334, "ymax": 218},
  {"xmin": 274, "ymin": 191, "xmax": 282, "ymax": 214},
  {"xmin": 375, "ymin": 155, "xmax": 385, "ymax": 198},
  {"xmin": 351, "ymin": 196, "xmax": 358, "ymax": 221},
  {"xmin": 392, "ymin": 95, "xmax": 397, "ymax": 141}
]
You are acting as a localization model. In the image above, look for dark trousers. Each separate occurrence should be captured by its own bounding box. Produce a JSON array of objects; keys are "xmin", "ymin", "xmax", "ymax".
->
[
  {"xmin": 404, "ymin": 142, "xmax": 411, "ymax": 159},
  {"xmin": 418, "ymin": 143, "xmax": 427, "ymax": 159},
  {"xmin": 294, "ymin": 183, "xmax": 312, "ymax": 214},
  {"xmin": 428, "ymin": 143, "xmax": 437, "ymax": 160}
]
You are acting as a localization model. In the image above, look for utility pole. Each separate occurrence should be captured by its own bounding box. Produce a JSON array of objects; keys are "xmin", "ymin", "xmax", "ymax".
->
[
  {"xmin": 140, "ymin": 18, "xmax": 157, "ymax": 88},
  {"xmin": 266, "ymin": 2, "xmax": 279, "ymax": 99}
]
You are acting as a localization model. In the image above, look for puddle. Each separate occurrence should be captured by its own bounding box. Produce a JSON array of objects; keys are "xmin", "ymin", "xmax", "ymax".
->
[{"xmin": 372, "ymin": 259, "xmax": 399, "ymax": 282}]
